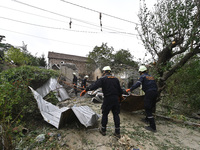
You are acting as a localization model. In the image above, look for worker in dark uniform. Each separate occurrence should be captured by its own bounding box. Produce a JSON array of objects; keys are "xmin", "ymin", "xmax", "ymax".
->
[
  {"xmin": 81, "ymin": 75, "xmax": 88, "ymax": 89},
  {"xmin": 72, "ymin": 72, "xmax": 78, "ymax": 96},
  {"xmin": 80, "ymin": 66, "xmax": 123, "ymax": 138},
  {"xmin": 126, "ymin": 65, "xmax": 158, "ymax": 132}
]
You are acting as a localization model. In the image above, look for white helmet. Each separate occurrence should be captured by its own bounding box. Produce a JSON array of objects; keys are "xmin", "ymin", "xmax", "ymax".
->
[
  {"xmin": 85, "ymin": 75, "xmax": 89, "ymax": 78},
  {"xmin": 73, "ymin": 72, "xmax": 76, "ymax": 75},
  {"xmin": 138, "ymin": 65, "xmax": 147, "ymax": 72},
  {"xmin": 102, "ymin": 66, "xmax": 111, "ymax": 71}
]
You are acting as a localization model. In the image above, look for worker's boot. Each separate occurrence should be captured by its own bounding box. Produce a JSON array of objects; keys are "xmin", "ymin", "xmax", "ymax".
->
[
  {"xmin": 99, "ymin": 126, "xmax": 106, "ymax": 136},
  {"xmin": 114, "ymin": 127, "xmax": 120, "ymax": 139},
  {"xmin": 141, "ymin": 117, "xmax": 149, "ymax": 124},
  {"xmin": 145, "ymin": 117, "xmax": 156, "ymax": 132}
]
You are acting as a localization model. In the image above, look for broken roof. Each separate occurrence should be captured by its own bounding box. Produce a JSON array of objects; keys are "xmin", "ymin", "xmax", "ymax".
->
[{"xmin": 48, "ymin": 52, "xmax": 88, "ymax": 63}]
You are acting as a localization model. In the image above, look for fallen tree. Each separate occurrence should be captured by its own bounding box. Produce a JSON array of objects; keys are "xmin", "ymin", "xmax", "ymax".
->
[{"xmin": 137, "ymin": 0, "xmax": 200, "ymax": 99}]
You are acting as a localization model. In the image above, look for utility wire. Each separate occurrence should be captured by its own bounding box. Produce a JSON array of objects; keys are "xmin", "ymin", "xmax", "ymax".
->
[
  {"xmin": 0, "ymin": 16, "xmax": 97, "ymax": 33},
  {"xmin": 0, "ymin": 5, "xmax": 124, "ymax": 32},
  {"xmin": 12, "ymin": 0, "xmax": 131, "ymax": 33},
  {"xmin": 0, "ymin": 27, "xmax": 93, "ymax": 48},
  {"xmin": 0, "ymin": 16, "xmax": 138, "ymax": 36},
  {"xmin": 60, "ymin": 0, "xmax": 139, "ymax": 25}
]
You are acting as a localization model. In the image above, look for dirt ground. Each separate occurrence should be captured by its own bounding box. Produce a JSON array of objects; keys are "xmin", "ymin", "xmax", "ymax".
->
[{"xmin": 22, "ymin": 95, "xmax": 200, "ymax": 150}]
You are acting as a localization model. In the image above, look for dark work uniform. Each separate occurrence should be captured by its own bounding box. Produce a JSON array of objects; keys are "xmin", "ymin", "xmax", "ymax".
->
[
  {"xmin": 81, "ymin": 78, "xmax": 87, "ymax": 89},
  {"xmin": 130, "ymin": 72, "xmax": 158, "ymax": 130},
  {"xmin": 86, "ymin": 74, "xmax": 123, "ymax": 134},
  {"xmin": 73, "ymin": 75, "xmax": 78, "ymax": 96}
]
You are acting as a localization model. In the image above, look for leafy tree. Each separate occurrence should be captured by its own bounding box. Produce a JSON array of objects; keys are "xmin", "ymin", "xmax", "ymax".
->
[
  {"xmin": 87, "ymin": 43, "xmax": 137, "ymax": 72},
  {"xmin": 87, "ymin": 43, "xmax": 114, "ymax": 70},
  {"xmin": 4, "ymin": 46, "xmax": 47, "ymax": 67},
  {"xmin": 38, "ymin": 54, "xmax": 47, "ymax": 67},
  {"xmin": 5, "ymin": 47, "xmax": 30, "ymax": 66},
  {"xmin": 0, "ymin": 36, "xmax": 13, "ymax": 63},
  {"xmin": 113, "ymin": 49, "xmax": 137, "ymax": 67},
  {"xmin": 137, "ymin": 0, "xmax": 200, "ymax": 98},
  {"xmin": 163, "ymin": 57, "xmax": 200, "ymax": 113}
]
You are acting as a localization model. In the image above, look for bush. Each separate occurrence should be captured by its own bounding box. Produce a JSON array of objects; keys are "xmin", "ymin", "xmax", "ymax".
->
[
  {"xmin": 0, "ymin": 65, "xmax": 59, "ymax": 149},
  {"xmin": 161, "ymin": 57, "xmax": 200, "ymax": 115},
  {"xmin": 0, "ymin": 65, "xmax": 59, "ymax": 121}
]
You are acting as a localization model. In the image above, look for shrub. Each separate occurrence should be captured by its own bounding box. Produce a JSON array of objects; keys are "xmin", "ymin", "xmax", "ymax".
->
[
  {"xmin": 161, "ymin": 57, "xmax": 200, "ymax": 114},
  {"xmin": 0, "ymin": 65, "xmax": 59, "ymax": 149}
]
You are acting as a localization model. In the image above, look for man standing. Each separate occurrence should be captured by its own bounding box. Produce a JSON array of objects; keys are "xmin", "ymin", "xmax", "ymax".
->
[
  {"xmin": 72, "ymin": 72, "xmax": 78, "ymax": 96},
  {"xmin": 80, "ymin": 66, "xmax": 123, "ymax": 138},
  {"xmin": 126, "ymin": 65, "xmax": 158, "ymax": 132},
  {"xmin": 81, "ymin": 75, "xmax": 88, "ymax": 89}
]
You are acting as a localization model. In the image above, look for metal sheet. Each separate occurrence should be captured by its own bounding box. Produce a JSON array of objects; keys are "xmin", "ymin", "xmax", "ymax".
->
[
  {"xmin": 36, "ymin": 78, "xmax": 70, "ymax": 101},
  {"xmin": 29, "ymin": 86, "xmax": 100, "ymax": 129}
]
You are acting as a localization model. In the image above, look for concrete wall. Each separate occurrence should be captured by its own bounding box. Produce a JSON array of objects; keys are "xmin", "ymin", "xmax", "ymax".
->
[{"xmin": 49, "ymin": 58, "xmax": 86, "ymax": 74}]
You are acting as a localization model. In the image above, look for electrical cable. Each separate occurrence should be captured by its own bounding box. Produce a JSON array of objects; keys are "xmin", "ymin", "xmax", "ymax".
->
[
  {"xmin": 0, "ymin": 16, "xmax": 138, "ymax": 36},
  {"xmin": 0, "ymin": 5, "xmax": 102, "ymax": 31},
  {"xmin": 60, "ymin": 0, "xmax": 139, "ymax": 25},
  {"xmin": 0, "ymin": 27, "xmax": 93, "ymax": 48},
  {"xmin": 0, "ymin": 16, "xmax": 98, "ymax": 33},
  {"xmin": 12, "ymin": 0, "xmax": 131, "ymax": 33}
]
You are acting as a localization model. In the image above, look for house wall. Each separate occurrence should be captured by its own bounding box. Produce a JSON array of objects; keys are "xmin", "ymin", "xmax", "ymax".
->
[{"xmin": 49, "ymin": 58, "xmax": 87, "ymax": 74}]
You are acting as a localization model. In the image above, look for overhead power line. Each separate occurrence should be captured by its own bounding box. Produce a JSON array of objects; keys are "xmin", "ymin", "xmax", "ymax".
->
[
  {"xmin": 12, "ymin": 0, "xmax": 131, "ymax": 33},
  {"xmin": 0, "ymin": 28, "xmax": 93, "ymax": 47},
  {"xmin": 0, "ymin": 16, "xmax": 138, "ymax": 36},
  {"xmin": 0, "ymin": 5, "xmax": 125, "ymax": 32},
  {"xmin": 0, "ymin": 16, "xmax": 97, "ymax": 33},
  {"xmin": 60, "ymin": 0, "xmax": 139, "ymax": 25}
]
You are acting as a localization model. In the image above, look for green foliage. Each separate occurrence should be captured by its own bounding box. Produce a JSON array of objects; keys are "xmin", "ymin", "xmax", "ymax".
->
[
  {"xmin": 87, "ymin": 43, "xmax": 114, "ymax": 70},
  {"xmin": 0, "ymin": 65, "xmax": 59, "ymax": 149},
  {"xmin": 113, "ymin": 49, "xmax": 137, "ymax": 67},
  {"xmin": 0, "ymin": 66, "xmax": 59, "ymax": 123},
  {"xmin": 5, "ymin": 47, "xmax": 30, "ymax": 66},
  {"xmin": 4, "ymin": 47, "xmax": 47, "ymax": 67},
  {"xmin": 162, "ymin": 57, "xmax": 200, "ymax": 114},
  {"xmin": 137, "ymin": 0, "xmax": 200, "ymax": 95},
  {"xmin": 44, "ymin": 91, "xmax": 59, "ymax": 105},
  {"xmin": 38, "ymin": 54, "xmax": 47, "ymax": 67},
  {"xmin": 87, "ymin": 43, "xmax": 137, "ymax": 72}
]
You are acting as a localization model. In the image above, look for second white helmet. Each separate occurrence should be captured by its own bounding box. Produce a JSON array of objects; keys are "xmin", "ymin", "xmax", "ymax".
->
[
  {"xmin": 102, "ymin": 66, "xmax": 111, "ymax": 71},
  {"xmin": 138, "ymin": 65, "xmax": 147, "ymax": 72}
]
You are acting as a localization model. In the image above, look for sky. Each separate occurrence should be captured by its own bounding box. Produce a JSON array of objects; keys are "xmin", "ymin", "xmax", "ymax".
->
[{"xmin": 0, "ymin": 0, "xmax": 156, "ymax": 63}]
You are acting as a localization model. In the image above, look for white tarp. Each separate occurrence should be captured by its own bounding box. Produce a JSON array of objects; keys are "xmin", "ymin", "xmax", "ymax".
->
[
  {"xmin": 36, "ymin": 78, "xmax": 70, "ymax": 101},
  {"xmin": 29, "ymin": 86, "xmax": 100, "ymax": 129}
]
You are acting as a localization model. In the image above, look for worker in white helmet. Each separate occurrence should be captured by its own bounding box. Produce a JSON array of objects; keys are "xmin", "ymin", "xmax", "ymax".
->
[
  {"xmin": 126, "ymin": 65, "xmax": 158, "ymax": 132},
  {"xmin": 81, "ymin": 75, "xmax": 89, "ymax": 89},
  {"xmin": 80, "ymin": 66, "xmax": 123, "ymax": 138},
  {"xmin": 72, "ymin": 72, "xmax": 78, "ymax": 96}
]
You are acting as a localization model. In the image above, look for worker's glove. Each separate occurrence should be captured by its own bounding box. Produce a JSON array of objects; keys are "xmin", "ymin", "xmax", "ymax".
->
[
  {"xmin": 126, "ymin": 89, "xmax": 131, "ymax": 93},
  {"xmin": 119, "ymin": 95, "xmax": 124, "ymax": 103},
  {"xmin": 80, "ymin": 90, "xmax": 87, "ymax": 97}
]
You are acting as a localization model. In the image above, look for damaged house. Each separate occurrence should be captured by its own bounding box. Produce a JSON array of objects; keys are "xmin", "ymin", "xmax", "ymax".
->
[{"xmin": 48, "ymin": 51, "xmax": 89, "ymax": 80}]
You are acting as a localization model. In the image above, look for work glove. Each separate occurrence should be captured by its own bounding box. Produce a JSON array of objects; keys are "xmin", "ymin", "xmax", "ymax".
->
[
  {"xmin": 80, "ymin": 90, "xmax": 87, "ymax": 97},
  {"xmin": 119, "ymin": 95, "xmax": 124, "ymax": 103},
  {"xmin": 126, "ymin": 89, "xmax": 131, "ymax": 93}
]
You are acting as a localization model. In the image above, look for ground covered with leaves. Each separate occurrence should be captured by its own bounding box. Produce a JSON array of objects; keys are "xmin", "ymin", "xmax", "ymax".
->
[{"xmin": 13, "ymin": 96, "xmax": 200, "ymax": 150}]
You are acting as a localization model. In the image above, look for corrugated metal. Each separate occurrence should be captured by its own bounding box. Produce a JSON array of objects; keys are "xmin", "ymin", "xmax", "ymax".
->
[
  {"xmin": 36, "ymin": 78, "xmax": 70, "ymax": 101},
  {"xmin": 29, "ymin": 87, "xmax": 99, "ymax": 129}
]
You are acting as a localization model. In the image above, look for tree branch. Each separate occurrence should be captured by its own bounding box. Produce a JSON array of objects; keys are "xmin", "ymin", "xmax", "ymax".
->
[{"xmin": 161, "ymin": 44, "xmax": 200, "ymax": 81}]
